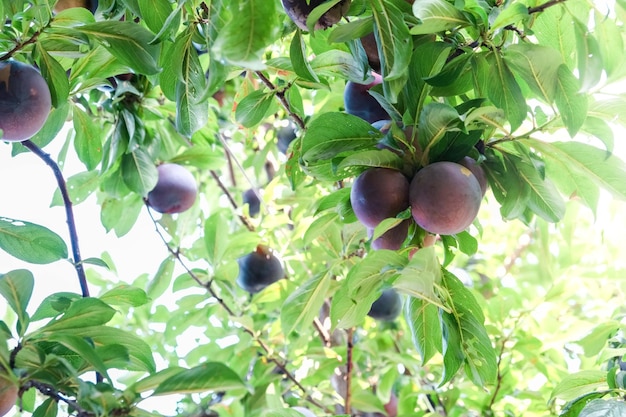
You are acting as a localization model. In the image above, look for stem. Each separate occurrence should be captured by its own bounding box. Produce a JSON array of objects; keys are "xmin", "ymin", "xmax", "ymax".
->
[
  {"xmin": 345, "ymin": 328, "xmax": 354, "ymax": 415},
  {"xmin": 22, "ymin": 140, "xmax": 89, "ymax": 298},
  {"xmin": 0, "ymin": 26, "xmax": 46, "ymax": 61},
  {"xmin": 255, "ymin": 71, "xmax": 306, "ymax": 130},
  {"xmin": 22, "ymin": 380, "xmax": 96, "ymax": 417},
  {"xmin": 209, "ymin": 170, "xmax": 255, "ymax": 232},
  {"xmin": 528, "ymin": 0, "xmax": 568, "ymax": 14}
]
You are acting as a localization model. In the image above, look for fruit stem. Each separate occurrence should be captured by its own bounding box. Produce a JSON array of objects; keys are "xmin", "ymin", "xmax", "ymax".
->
[{"xmin": 22, "ymin": 140, "xmax": 90, "ymax": 298}]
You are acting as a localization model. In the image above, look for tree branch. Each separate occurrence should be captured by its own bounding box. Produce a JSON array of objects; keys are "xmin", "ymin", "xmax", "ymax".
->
[
  {"xmin": 345, "ymin": 327, "xmax": 354, "ymax": 415},
  {"xmin": 22, "ymin": 140, "xmax": 90, "ymax": 298},
  {"xmin": 209, "ymin": 170, "xmax": 255, "ymax": 232},
  {"xmin": 255, "ymin": 71, "xmax": 306, "ymax": 130},
  {"xmin": 528, "ymin": 0, "xmax": 568, "ymax": 14}
]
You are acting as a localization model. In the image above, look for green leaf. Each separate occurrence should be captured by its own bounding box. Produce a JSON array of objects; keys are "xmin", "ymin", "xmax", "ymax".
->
[
  {"xmin": 0, "ymin": 269, "xmax": 34, "ymax": 335},
  {"xmin": 99, "ymin": 285, "xmax": 150, "ymax": 307},
  {"xmin": 560, "ymin": 392, "xmax": 613, "ymax": 417},
  {"xmin": 39, "ymin": 298, "xmax": 116, "ymax": 332},
  {"xmin": 551, "ymin": 370, "xmax": 608, "ymax": 402},
  {"xmin": 130, "ymin": 366, "xmax": 185, "ymax": 393},
  {"xmin": 34, "ymin": 43, "xmax": 69, "ymax": 108},
  {"xmin": 30, "ymin": 292, "xmax": 81, "ymax": 321},
  {"xmin": 168, "ymin": 146, "xmax": 224, "ymax": 170},
  {"xmin": 482, "ymin": 52, "xmax": 527, "ymax": 132},
  {"xmin": 204, "ymin": 211, "xmax": 229, "ymax": 266},
  {"xmin": 0, "ymin": 217, "xmax": 68, "ymax": 264},
  {"xmin": 303, "ymin": 212, "xmax": 340, "ymax": 245},
  {"xmin": 235, "ymin": 90, "xmax": 276, "ymax": 128},
  {"xmin": 281, "ymin": 272, "xmax": 331, "ymax": 336},
  {"xmin": 532, "ymin": 4, "xmax": 576, "ymax": 68},
  {"xmin": 137, "ymin": 0, "xmax": 175, "ymax": 39},
  {"xmin": 405, "ymin": 294, "xmax": 443, "ymax": 364},
  {"xmin": 517, "ymin": 161, "xmax": 566, "ymax": 223},
  {"xmin": 72, "ymin": 105, "xmax": 103, "ymax": 171},
  {"xmin": 574, "ymin": 21, "xmax": 603, "ymax": 92},
  {"xmin": 393, "ymin": 246, "xmax": 443, "ymax": 309},
  {"xmin": 555, "ymin": 64, "xmax": 588, "ymax": 137},
  {"xmin": 146, "ymin": 258, "xmax": 175, "ymax": 300},
  {"xmin": 32, "ymin": 398, "xmax": 58, "ymax": 417},
  {"xmin": 51, "ymin": 171, "xmax": 100, "ymax": 207},
  {"xmin": 212, "ymin": 0, "xmax": 277, "ymax": 70},
  {"xmin": 504, "ymin": 44, "xmax": 562, "ymax": 104},
  {"xmin": 153, "ymin": 362, "xmax": 247, "ymax": 395},
  {"xmin": 46, "ymin": 333, "xmax": 112, "ymax": 381},
  {"xmin": 418, "ymin": 102, "xmax": 464, "ymax": 164},
  {"xmin": 411, "ymin": 0, "xmax": 470, "ymax": 35},
  {"xmin": 289, "ymin": 31, "xmax": 319, "ymax": 83},
  {"xmin": 78, "ymin": 21, "xmax": 161, "ymax": 74},
  {"xmin": 490, "ymin": 2, "xmax": 528, "ymax": 32},
  {"xmin": 121, "ymin": 149, "xmax": 158, "ymax": 196}
]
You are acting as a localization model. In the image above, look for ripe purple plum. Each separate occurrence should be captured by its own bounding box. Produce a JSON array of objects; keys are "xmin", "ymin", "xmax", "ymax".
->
[
  {"xmin": 242, "ymin": 188, "xmax": 261, "ymax": 217},
  {"xmin": 281, "ymin": 0, "xmax": 351, "ymax": 31},
  {"xmin": 147, "ymin": 164, "xmax": 198, "ymax": 214},
  {"xmin": 350, "ymin": 168, "xmax": 410, "ymax": 229},
  {"xmin": 237, "ymin": 245, "xmax": 284, "ymax": 294},
  {"xmin": 459, "ymin": 156, "xmax": 488, "ymax": 196},
  {"xmin": 368, "ymin": 289, "xmax": 402, "ymax": 321},
  {"xmin": 0, "ymin": 374, "xmax": 17, "ymax": 417},
  {"xmin": 277, "ymin": 123, "xmax": 297, "ymax": 154},
  {"xmin": 409, "ymin": 161, "xmax": 482, "ymax": 235},
  {"xmin": 344, "ymin": 73, "xmax": 388, "ymax": 124},
  {"xmin": 369, "ymin": 220, "xmax": 411, "ymax": 251},
  {"xmin": 0, "ymin": 60, "xmax": 51, "ymax": 142}
]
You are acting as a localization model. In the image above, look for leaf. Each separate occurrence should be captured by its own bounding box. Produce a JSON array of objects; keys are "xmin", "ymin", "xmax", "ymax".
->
[
  {"xmin": 393, "ymin": 246, "xmax": 443, "ymax": 309},
  {"xmin": 517, "ymin": 161, "xmax": 566, "ymax": 223},
  {"xmin": 405, "ymin": 296, "xmax": 442, "ymax": 364},
  {"xmin": 78, "ymin": 21, "xmax": 161, "ymax": 74},
  {"xmin": 204, "ymin": 211, "xmax": 229, "ymax": 266},
  {"xmin": 235, "ymin": 90, "xmax": 276, "ymax": 128},
  {"xmin": 560, "ymin": 392, "xmax": 613, "ymax": 417},
  {"xmin": 30, "ymin": 292, "xmax": 81, "ymax": 321},
  {"xmin": 51, "ymin": 171, "xmax": 100, "ymax": 207},
  {"xmin": 212, "ymin": 0, "xmax": 277, "ymax": 70},
  {"xmin": 504, "ymin": 44, "xmax": 562, "ymax": 104},
  {"xmin": 303, "ymin": 212, "xmax": 340, "ymax": 245},
  {"xmin": 72, "ymin": 105, "xmax": 103, "ymax": 171},
  {"xmin": 532, "ymin": 4, "xmax": 576, "ymax": 68},
  {"xmin": 490, "ymin": 2, "xmax": 528, "ymax": 31},
  {"xmin": 418, "ymin": 102, "xmax": 464, "ymax": 164},
  {"xmin": 574, "ymin": 21, "xmax": 603, "ymax": 92},
  {"xmin": 146, "ymin": 258, "xmax": 175, "ymax": 300},
  {"xmin": 121, "ymin": 149, "xmax": 158, "ymax": 196},
  {"xmin": 579, "ymin": 399, "xmax": 626, "ymax": 417},
  {"xmin": 289, "ymin": 31, "xmax": 319, "ymax": 83},
  {"xmin": 130, "ymin": 366, "xmax": 186, "ymax": 393},
  {"xmin": 99, "ymin": 285, "xmax": 150, "ymax": 307},
  {"xmin": 483, "ymin": 51, "xmax": 527, "ymax": 132},
  {"xmin": 0, "ymin": 217, "xmax": 68, "ymax": 264},
  {"xmin": 34, "ymin": 43, "xmax": 69, "ymax": 108},
  {"xmin": 0, "ymin": 269, "xmax": 33, "ymax": 335},
  {"xmin": 32, "ymin": 398, "xmax": 58, "ymax": 417},
  {"xmin": 551, "ymin": 370, "xmax": 608, "ymax": 402},
  {"xmin": 153, "ymin": 362, "xmax": 247, "ymax": 395},
  {"xmin": 555, "ymin": 64, "xmax": 588, "ymax": 137},
  {"xmin": 46, "ymin": 333, "xmax": 112, "ymax": 381},
  {"xmin": 411, "ymin": 0, "xmax": 470, "ymax": 34},
  {"xmin": 281, "ymin": 272, "xmax": 331, "ymax": 336},
  {"xmin": 39, "ymin": 298, "xmax": 117, "ymax": 332}
]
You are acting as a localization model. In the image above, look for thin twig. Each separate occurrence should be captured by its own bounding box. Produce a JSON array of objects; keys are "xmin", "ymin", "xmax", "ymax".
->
[
  {"xmin": 22, "ymin": 380, "xmax": 96, "ymax": 417},
  {"xmin": 22, "ymin": 140, "xmax": 89, "ymax": 298},
  {"xmin": 209, "ymin": 170, "xmax": 255, "ymax": 232},
  {"xmin": 255, "ymin": 71, "xmax": 306, "ymax": 130},
  {"xmin": 0, "ymin": 26, "xmax": 46, "ymax": 61},
  {"xmin": 345, "ymin": 328, "xmax": 354, "ymax": 415},
  {"xmin": 528, "ymin": 0, "xmax": 568, "ymax": 14}
]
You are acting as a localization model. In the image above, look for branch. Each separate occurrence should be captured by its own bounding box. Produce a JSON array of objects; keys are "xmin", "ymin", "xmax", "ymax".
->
[
  {"xmin": 22, "ymin": 380, "xmax": 95, "ymax": 417},
  {"xmin": 209, "ymin": 170, "xmax": 255, "ymax": 232},
  {"xmin": 345, "ymin": 328, "xmax": 354, "ymax": 415},
  {"xmin": 22, "ymin": 140, "xmax": 90, "ymax": 298},
  {"xmin": 528, "ymin": 0, "xmax": 568, "ymax": 14},
  {"xmin": 255, "ymin": 71, "xmax": 306, "ymax": 130},
  {"xmin": 0, "ymin": 26, "xmax": 46, "ymax": 61}
]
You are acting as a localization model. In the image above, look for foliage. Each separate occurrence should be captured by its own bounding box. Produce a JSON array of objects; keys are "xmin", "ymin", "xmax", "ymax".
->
[{"xmin": 1, "ymin": 0, "xmax": 626, "ymax": 416}]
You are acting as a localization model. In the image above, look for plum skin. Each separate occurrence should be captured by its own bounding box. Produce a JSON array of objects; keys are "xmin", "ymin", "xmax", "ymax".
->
[
  {"xmin": 242, "ymin": 188, "xmax": 261, "ymax": 217},
  {"xmin": 147, "ymin": 164, "xmax": 198, "ymax": 214},
  {"xmin": 281, "ymin": 0, "xmax": 351, "ymax": 31},
  {"xmin": 237, "ymin": 246, "xmax": 284, "ymax": 294},
  {"xmin": 459, "ymin": 156, "xmax": 488, "ymax": 196},
  {"xmin": 350, "ymin": 168, "xmax": 410, "ymax": 229},
  {"xmin": 0, "ymin": 374, "xmax": 17, "ymax": 417},
  {"xmin": 368, "ymin": 289, "xmax": 402, "ymax": 321},
  {"xmin": 369, "ymin": 219, "xmax": 411, "ymax": 251},
  {"xmin": 277, "ymin": 124, "xmax": 297, "ymax": 154},
  {"xmin": 0, "ymin": 60, "xmax": 51, "ymax": 142},
  {"xmin": 409, "ymin": 161, "xmax": 482, "ymax": 235},
  {"xmin": 344, "ymin": 73, "xmax": 388, "ymax": 124}
]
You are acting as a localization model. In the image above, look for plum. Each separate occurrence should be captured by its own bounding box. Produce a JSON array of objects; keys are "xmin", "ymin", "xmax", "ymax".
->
[
  {"xmin": 0, "ymin": 373, "xmax": 17, "ymax": 417},
  {"xmin": 277, "ymin": 123, "xmax": 297, "ymax": 154},
  {"xmin": 350, "ymin": 168, "xmax": 410, "ymax": 229},
  {"xmin": 409, "ymin": 161, "xmax": 482, "ymax": 235},
  {"xmin": 53, "ymin": 0, "xmax": 98, "ymax": 13},
  {"xmin": 242, "ymin": 188, "xmax": 261, "ymax": 217},
  {"xmin": 459, "ymin": 156, "xmax": 488, "ymax": 196},
  {"xmin": 237, "ymin": 245, "xmax": 284, "ymax": 294},
  {"xmin": 368, "ymin": 289, "xmax": 402, "ymax": 321},
  {"xmin": 0, "ymin": 60, "xmax": 51, "ymax": 142},
  {"xmin": 147, "ymin": 163, "xmax": 198, "ymax": 214},
  {"xmin": 369, "ymin": 219, "xmax": 410, "ymax": 251},
  {"xmin": 281, "ymin": 0, "xmax": 351, "ymax": 31},
  {"xmin": 344, "ymin": 73, "xmax": 388, "ymax": 124}
]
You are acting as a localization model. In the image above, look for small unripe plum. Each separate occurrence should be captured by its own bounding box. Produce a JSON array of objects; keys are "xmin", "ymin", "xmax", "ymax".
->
[
  {"xmin": 344, "ymin": 73, "xmax": 388, "ymax": 124},
  {"xmin": 53, "ymin": 0, "xmax": 98, "ymax": 13},
  {"xmin": 459, "ymin": 156, "xmax": 488, "ymax": 196},
  {"xmin": 409, "ymin": 162, "xmax": 482, "ymax": 235},
  {"xmin": 0, "ymin": 60, "xmax": 51, "ymax": 142},
  {"xmin": 369, "ymin": 220, "xmax": 410, "ymax": 251},
  {"xmin": 0, "ymin": 374, "xmax": 17, "ymax": 417},
  {"xmin": 368, "ymin": 289, "xmax": 402, "ymax": 321},
  {"xmin": 350, "ymin": 168, "xmax": 410, "ymax": 229},
  {"xmin": 292, "ymin": 406, "xmax": 316, "ymax": 417},
  {"xmin": 242, "ymin": 188, "xmax": 261, "ymax": 217},
  {"xmin": 236, "ymin": 245, "xmax": 284, "ymax": 294},
  {"xmin": 281, "ymin": 0, "xmax": 351, "ymax": 31},
  {"xmin": 277, "ymin": 123, "xmax": 297, "ymax": 154},
  {"xmin": 147, "ymin": 163, "xmax": 198, "ymax": 214}
]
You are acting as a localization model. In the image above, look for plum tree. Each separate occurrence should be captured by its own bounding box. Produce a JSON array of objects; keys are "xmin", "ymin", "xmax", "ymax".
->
[
  {"xmin": 459, "ymin": 156, "xmax": 488, "ymax": 196},
  {"xmin": 236, "ymin": 245, "xmax": 284, "ymax": 294},
  {"xmin": 0, "ymin": 373, "xmax": 17, "ymax": 417},
  {"xmin": 281, "ymin": 0, "xmax": 351, "ymax": 31},
  {"xmin": 368, "ymin": 289, "xmax": 402, "ymax": 321},
  {"xmin": 146, "ymin": 163, "xmax": 198, "ymax": 214},
  {"xmin": 277, "ymin": 123, "xmax": 297, "ymax": 154},
  {"xmin": 344, "ymin": 73, "xmax": 388, "ymax": 124},
  {"xmin": 0, "ymin": 60, "xmax": 51, "ymax": 142},
  {"xmin": 350, "ymin": 168, "xmax": 410, "ymax": 229},
  {"xmin": 409, "ymin": 162, "xmax": 482, "ymax": 235},
  {"xmin": 242, "ymin": 188, "xmax": 261, "ymax": 217},
  {"xmin": 369, "ymin": 220, "xmax": 411, "ymax": 251},
  {"xmin": 53, "ymin": 0, "xmax": 98, "ymax": 14}
]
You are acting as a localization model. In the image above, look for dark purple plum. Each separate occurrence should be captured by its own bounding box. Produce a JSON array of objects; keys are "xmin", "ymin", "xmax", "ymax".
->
[
  {"xmin": 350, "ymin": 168, "xmax": 410, "ymax": 229},
  {"xmin": 237, "ymin": 245, "xmax": 284, "ymax": 294},
  {"xmin": 0, "ymin": 60, "xmax": 51, "ymax": 142},
  {"xmin": 344, "ymin": 73, "xmax": 388, "ymax": 124},
  {"xmin": 147, "ymin": 164, "xmax": 198, "ymax": 214},
  {"xmin": 409, "ymin": 162, "xmax": 482, "ymax": 235},
  {"xmin": 369, "ymin": 219, "xmax": 410, "ymax": 251},
  {"xmin": 243, "ymin": 188, "xmax": 261, "ymax": 217},
  {"xmin": 53, "ymin": 0, "xmax": 98, "ymax": 13},
  {"xmin": 368, "ymin": 289, "xmax": 402, "ymax": 321},
  {"xmin": 277, "ymin": 124, "xmax": 297, "ymax": 154},
  {"xmin": 281, "ymin": 0, "xmax": 351, "ymax": 31},
  {"xmin": 459, "ymin": 156, "xmax": 488, "ymax": 196},
  {"xmin": 0, "ymin": 372, "xmax": 17, "ymax": 417}
]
